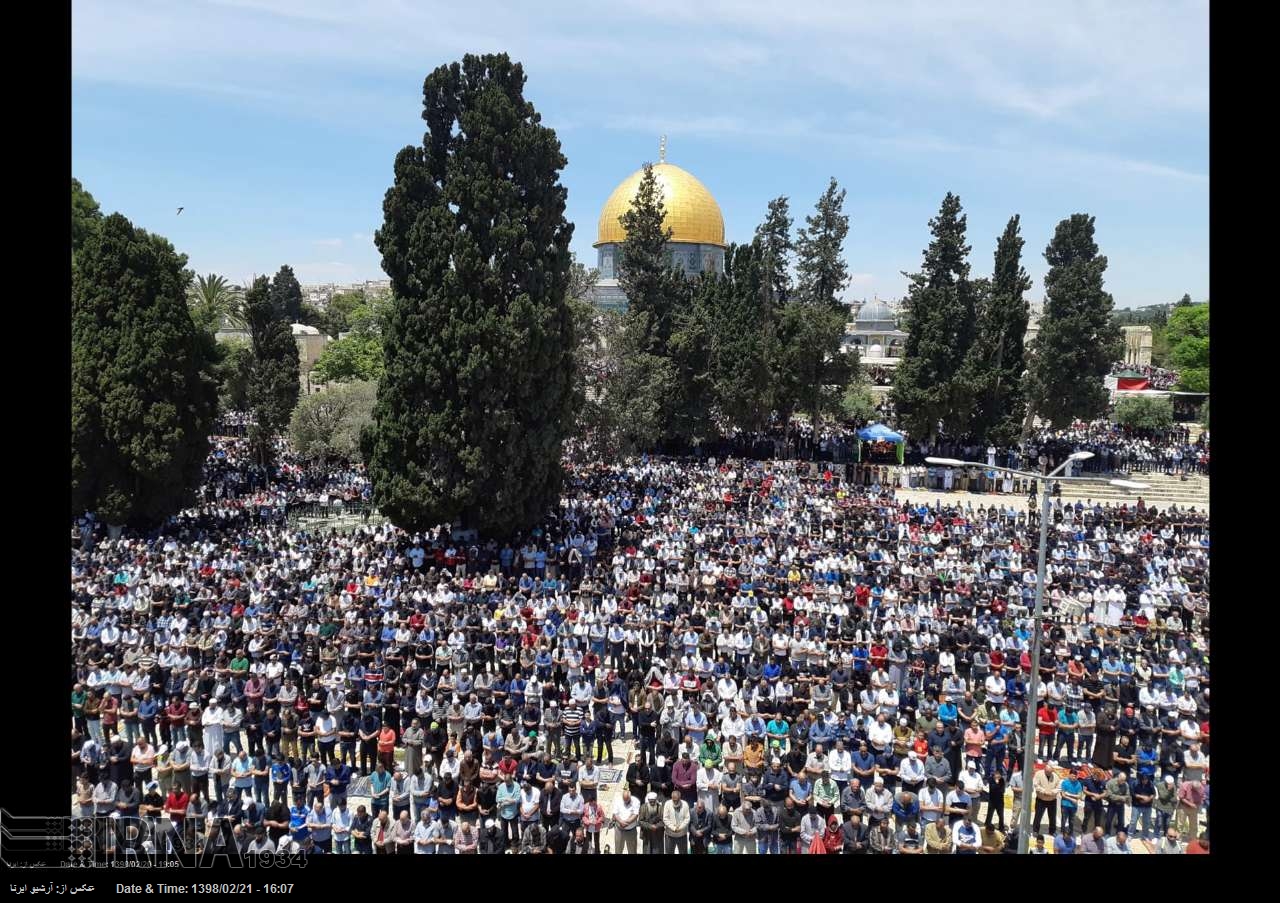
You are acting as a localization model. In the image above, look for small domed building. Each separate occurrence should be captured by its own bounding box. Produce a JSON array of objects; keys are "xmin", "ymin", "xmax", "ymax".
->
[{"xmin": 843, "ymin": 299, "xmax": 907, "ymax": 364}]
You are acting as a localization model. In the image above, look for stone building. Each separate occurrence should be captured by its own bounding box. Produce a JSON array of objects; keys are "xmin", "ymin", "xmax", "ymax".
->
[
  {"xmin": 1122, "ymin": 325, "xmax": 1154, "ymax": 367},
  {"xmin": 214, "ymin": 322, "xmax": 330, "ymax": 394},
  {"xmin": 842, "ymin": 299, "xmax": 907, "ymax": 363}
]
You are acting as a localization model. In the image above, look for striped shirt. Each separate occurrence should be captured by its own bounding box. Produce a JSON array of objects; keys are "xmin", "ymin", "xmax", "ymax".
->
[{"xmin": 561, "ymin": 706, "xmax": 583, "ymax": 736}]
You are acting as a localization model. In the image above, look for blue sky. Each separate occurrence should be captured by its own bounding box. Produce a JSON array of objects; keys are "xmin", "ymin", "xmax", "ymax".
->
[{"xmin": 72, "ymin": 0, "xmax": 1208, "ymax": 307}]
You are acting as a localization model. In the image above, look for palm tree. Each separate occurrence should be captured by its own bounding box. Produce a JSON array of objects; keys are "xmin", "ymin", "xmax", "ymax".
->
[{"xmin": 187, "ymin": 273, "xmax": 245, "ymax": 333}]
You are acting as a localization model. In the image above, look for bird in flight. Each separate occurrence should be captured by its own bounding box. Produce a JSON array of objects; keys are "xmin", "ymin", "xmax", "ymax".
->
[{"xmin": 176, "ymin": 207, "xmax": 184, "ymax": 215}]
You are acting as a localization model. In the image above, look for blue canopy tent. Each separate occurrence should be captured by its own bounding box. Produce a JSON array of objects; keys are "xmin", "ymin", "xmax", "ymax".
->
[{"xmin": 854, "ymin": 423, "xmax": 905, "ymax": 464}]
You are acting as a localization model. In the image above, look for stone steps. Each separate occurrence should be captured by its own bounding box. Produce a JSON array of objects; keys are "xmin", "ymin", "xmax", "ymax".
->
[
  {"xmin": 1056, "ymin": 483, "xmax": 1208, "ymax": 507},
  {"xmin": 1051, "ymin": 470, "xmax": 1209, "ymax": 509}
]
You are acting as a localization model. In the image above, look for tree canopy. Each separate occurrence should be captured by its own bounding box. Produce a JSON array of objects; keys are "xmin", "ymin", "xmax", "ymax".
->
[
  {"xmin": 244, "ymin": 274, "xmax": 300, "ymax": 462},
  {"xmin": 1112, "ymin": 394, "xmax": 1174, "ymax": 431},
  {"xmin": 964, "ymin": 215, "xmax": 1031, "ymax": 445},
  {"xmin": 72, "ymin": 213, "xmax": 216, "ymax": 525},
  {"xmin": 755, "ymin": 195, "xmax": 794, "ymax": 309},
  {"xmin": 311, "ymin": 333, "xmax": 384, "ymax": 384},
  {"xmin": 270, "ymin": 264, "xmax": 304, "ymax": 324},
  {"xmin": 892, "ymin": 192, "xmax": 978, "ymax": 439},
  {"xmin": 363, "ymin": 53, "xmax": 578, "ymax": 536},
  {"xmin": 215, "ymin": 337, "xmax": 254, "ymax": 412},
  {"xmin": 1166, "ymin": 303, "xmax": 1209, "ymax": 392},
  {"xmin": 1025, "ymin": 214, "xmax": 1123, "ymax": 429},
  {"xmin": 618, "ymin": 163, "xmax": 676, "ymax": 353},
  {"xmin": 289, "ymin": 381, "xmax": 376, "ymax": 465},
  {"xmin": 310, "ymin": 292, "xmax": 390, "ymax": 384},
  {"xmin": 794, "ymin": 177, "xmax": 850, "ymax": 308}
]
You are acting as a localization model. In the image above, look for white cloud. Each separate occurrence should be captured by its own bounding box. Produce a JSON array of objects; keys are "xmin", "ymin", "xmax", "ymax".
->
[
  {"xmin": 72, "ymin": 1, "xmax": 1207, "ymax": 122},
  {"xmin": 74, "ymin": 1, "xmax": 1206, "ymax": 299}
]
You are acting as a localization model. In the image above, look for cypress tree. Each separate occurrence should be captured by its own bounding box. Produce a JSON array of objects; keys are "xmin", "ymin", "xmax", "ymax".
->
[
  {"xmin": 72, "ymin": 213, "xmax": 216, "ymax": 526},
  {"xmin": 363, "ymin": 53, "xmax": 577, "ymax": 535},
  {"xmin": 270, "ymin": 264, "xmax": 304, "ymax": 324},
  {"xmin": 244, "ymin": 274, "xmax": 300, "ymax": 464},
  {"xmin": 794, "ymin": 178, "xmax": 850, "ymax": 308},
  {"xmin": 755, "ymin": 196, "xmax": 794, "ymax": 310},
  {"xmin": 665, "ymin": 273, "xmax": 716, "ymax": 444},
  {"xmin": 775, "ymin": 301, "xmax": 854, "ymax": 429},
  {"xmin": 965, "ymin": 215, "xmax": 1032, "ymax": 445},
  {"xmin": 618, "ymin": 162, "xmax": 675, "ymax": 352},
  {"xmin": 707, "ymin": 241, "xmax": 777, "ymax": 434},
  {"xmin": 777, "ymin": 179, "xmax": 855, "ymax": 430},
  {"xmin": 1025, "ymin": 214, "xmax": 1123, "ymax": 429},
  {"xmin": 892, "ymin": 192, "xmax": 978, "ymax": 440}
]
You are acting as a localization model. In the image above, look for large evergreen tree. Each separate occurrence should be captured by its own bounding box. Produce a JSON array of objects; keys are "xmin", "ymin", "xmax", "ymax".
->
[
  {"xmin": 892, "ymin": 192, "xmax": 979, "ymax": 440},
  {"xmin": 601, "ymin": 319, "xmax": 678, "ymax": 452},
  {"xmin": 244, "ymin": 275, "xmax": 300, "ymax": 463},
  {"xmin": 707, "ymin": 241, "xmax": 777, "ymax": 434},
  {"xmin": 755, "ymin": 196, "xmax": 794, "ymax": 309},
  {"xmin": 965, "ymin": 215, "xmax": 1032, "ymax": 444},
  {"xmin": 1025, "ymin": 214, "xmax": 1123, "ymax": 429},
  {"xmin": 775, "ymin": 302, "xmax": 854, "ymax": 428},
  {"xmin": 776, "ymin": 179, "xmax": 855, "ymax": 429},
  {"xmin": 363, "ymin": 53, "xmax": 577, "ymax": 535},
  {"xmin": 794, "ymin": 178, "xmax": 850, "ymax": 308},
  {"xmin": 665, "ymin": 274, "xmax": 716, "ymax": 444},
  {"xmin": 618, "ymin": 163, "xmax": 675, "ymax": 352},
  {"xmin": 72, "ymin": 213, "xmax": 216, "ymax": 526},
  {"xmin": 270, "ymin": 264, "xmax": 304, "ymax": 324}
]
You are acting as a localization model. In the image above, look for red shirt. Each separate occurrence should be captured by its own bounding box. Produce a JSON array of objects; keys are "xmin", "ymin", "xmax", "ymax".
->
[
  {"xmin": 165, "ymin": 790, "xmax": 189, "ymax": 820},
  {"xmin": 1037, "ymin": 706, "xmax": 1057, "ymax": 736},
  {"xmin": 100, "ymin": 696, "xmax": 119, "ymax": 726}
]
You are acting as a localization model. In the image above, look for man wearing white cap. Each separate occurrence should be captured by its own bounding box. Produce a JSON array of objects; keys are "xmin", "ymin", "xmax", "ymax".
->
[
  {"xmin": 900, "ymin": 750, "xmax": 925, "ymax": 796},
  {"xmin": 638, "ymin": 791, "xmax": 664, "ymax": 854},
  {"xmin": 865, "ymin": 775, "xmax": 893, "ymax": 828},
  {"xmin": 202, "ymin": 699, "xmax": 224, "ymax": 755}
]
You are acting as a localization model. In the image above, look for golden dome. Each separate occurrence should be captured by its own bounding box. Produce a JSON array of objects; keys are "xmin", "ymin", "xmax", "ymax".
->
[{"xmin": 595, "ymin": 161, "xmax": 725, "ymax": 248}]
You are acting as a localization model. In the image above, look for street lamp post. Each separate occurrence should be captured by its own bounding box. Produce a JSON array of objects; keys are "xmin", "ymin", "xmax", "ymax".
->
[{"xmin": 924, "ymin": 453, "xmax": 1147, "ymax": 853}]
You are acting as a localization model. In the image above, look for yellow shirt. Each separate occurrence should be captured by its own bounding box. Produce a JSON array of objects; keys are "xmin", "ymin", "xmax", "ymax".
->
[{"xmin": 925, "ymin": 822, "xmax": 951, "ymax": 853}]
